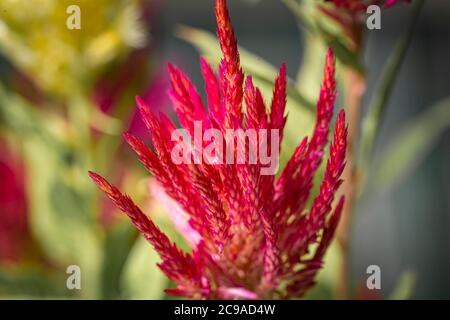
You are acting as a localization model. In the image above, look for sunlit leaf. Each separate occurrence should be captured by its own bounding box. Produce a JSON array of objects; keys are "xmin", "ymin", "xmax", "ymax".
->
[
  {"xmin": 24, "ymin": 136, "xmax": 103, "ymax": 298},
  {"xmin": 282, "ymin": 0, "xmax": 363, "ymax": 73},
  {"xmin": 0, "ymin": 84, "xmax": 70, "ymax": 159},
  {"xmin": 359, "ymin": 0, "xmax": 425, "ymax": 174},
  {"xmin": 389, "ymin": 270, "xmax": 416, "ymax": 300},
  {"xmin": 120, "ymin": 236, "xmax": 167, "ymax": 300},
  {"xmin": 318, "ymin": 26, "xmax": 364, "ymax": 74},
  {"xmin": 281, "ymin": 0, "xmax": 316, "ymax": 33},
  {"xmin": 303, "ymin": 241, "xmax": 342, "ymax": 300},
  {"xmin": 372, "ymin": 98, "xmax": 450, "ymax": 188},
  {"xmin": 100, "ymin": 222, "xmax": 136, "ymax": 299}
]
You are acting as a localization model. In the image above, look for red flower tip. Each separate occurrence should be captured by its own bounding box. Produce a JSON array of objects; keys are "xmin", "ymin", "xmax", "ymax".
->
[
  {"xmin": 326, "ymin": 48, "xmax": 335, "ymax": 66},
  {"xmin": 215, "ymin": 0, "xmax": 239, "ymax": 67},
  {"xmin": 88, "ymin": 171, "xmax": 114, "ymax": 196},
  {"xmin": 135, "ymin": 95, "xmax": 151, "ymax": 119}
]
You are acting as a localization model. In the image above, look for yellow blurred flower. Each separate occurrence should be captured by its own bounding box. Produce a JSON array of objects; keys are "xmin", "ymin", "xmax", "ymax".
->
[{"xmin": 0, "ymin": 0, "xmax": 147, "ymax": 97}]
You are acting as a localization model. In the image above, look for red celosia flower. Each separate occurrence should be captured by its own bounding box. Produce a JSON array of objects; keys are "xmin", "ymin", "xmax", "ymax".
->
[
  {"xmin": 0, "ymin": 141, "xmax": 28, "ymax": 264},
  {"xmin": 90, "ymin": 0, "xmax": 347, "ymax": 299}
]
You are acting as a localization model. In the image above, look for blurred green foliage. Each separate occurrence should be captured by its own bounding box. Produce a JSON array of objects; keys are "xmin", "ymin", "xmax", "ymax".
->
[
  {"xmin": 0, "ymin": 0, "xmax": 146, "ymax": 97},
  {"xmin": 372, "ymin": 98, "xmax": 450, "ymax": 188},
  {"xmin": 0, "ymin": 0, "xmax": 168, "ymax": 299}
]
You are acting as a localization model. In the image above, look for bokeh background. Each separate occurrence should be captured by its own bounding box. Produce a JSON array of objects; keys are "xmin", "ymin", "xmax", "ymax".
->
[{"xmin": 0, "ymin": 0, "xmax": 449, "ymax": 299}]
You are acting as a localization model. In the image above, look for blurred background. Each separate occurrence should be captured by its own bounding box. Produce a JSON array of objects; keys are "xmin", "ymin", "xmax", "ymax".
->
[{"xmin": 0, "ymin": 0, "xmax": 449, "ymax": 299}]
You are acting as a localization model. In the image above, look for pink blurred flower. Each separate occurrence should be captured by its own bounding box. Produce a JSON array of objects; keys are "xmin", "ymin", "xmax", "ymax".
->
[
  {"xmin": 90, "ymin": 0, "xmax": 347, "ymax": 299},
  {"xmin": 92, "ymin": 50, "xmax": 172, "ymax": 139}
]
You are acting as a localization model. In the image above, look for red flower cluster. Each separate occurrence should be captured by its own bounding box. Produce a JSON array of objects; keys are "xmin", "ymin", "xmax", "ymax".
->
[{"xmin": 90, "ymin": 0, "xmax": 347, "ymax": 299}]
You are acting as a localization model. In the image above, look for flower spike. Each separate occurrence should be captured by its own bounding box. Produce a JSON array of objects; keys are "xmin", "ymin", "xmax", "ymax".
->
[
  {"xmin": 91, "ymin": 0, "xmax": 347, "ymax": 299},
  {"xmin": 88, "ymin": 171, "xmax": 205, "ymax": 297},
  {"xmin": 216, "ymin": 0, "xmax": 244, "ymax": 129}
]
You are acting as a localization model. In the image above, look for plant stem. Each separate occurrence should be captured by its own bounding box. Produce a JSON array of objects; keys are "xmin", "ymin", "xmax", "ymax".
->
[
  {"xmin": 359, "ymin": 0, "xmax": 425, "ymax": 175},
  {"xmin": 337, "ymin": 0, "xmax": 425, "ymax": 299},
  {"xmin": 337, "ymin": 68, "xmax": 366, "ymax": 300}
]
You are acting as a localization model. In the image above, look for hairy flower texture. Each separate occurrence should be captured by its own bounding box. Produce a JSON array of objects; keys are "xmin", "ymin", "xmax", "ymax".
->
[
  {"xmin": 90, "ymin": 0, "xmax": 347, "ymax": 299},
  {"xmin": 322, "ymin": 0, "xmax": 412, "ymax": 51}
]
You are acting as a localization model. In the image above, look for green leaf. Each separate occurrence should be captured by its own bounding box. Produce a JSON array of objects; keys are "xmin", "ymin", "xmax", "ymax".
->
[
  {"xmin": 372, "ymin": 98, "xmax": 450, "ymax": 188},
  {"xmin": 24, "ymin": 136, "xmax": 103, "ymax": 298},
  {"xmin": 120, "ymin": 236, "xmax": 168, "ymax": 300},
  {"xmin": 282, "ymin": 0, "xmax": 363, "ymax": 73},
  {"xmin": 0, "ymin": 266, "xmax": 71, "ymax": 298},
  {"xmin": 100, "ymin": 222, "xmax": 136, "ymax": 299},
  {"xmin": 281, "ymin": 0, "xmax": 317, "ymax": 33},
  {"xmin": 303, "ymin": 241, "xmax": 342, "ymax": 299},
  {"xmin": 389, "ymin": 270, "xmax": 416, "ymax": 300},
  {"xmin": 359, "ymin": 0, "xmax": 425, "ymax": 174},
  {"xmin": 313, "ymin": 21, "xmax": 364, "ymax": 74},
  {"xmin": 0, "ymin": 84, "xmax": 71, "ymax": 160},
  {"xmin": 0, "ymin": 83, "xmax": 103, "ymax": 298},
  {"xmin": 321, "ymin": 32, "xmax": 364, "ymax": 74}
]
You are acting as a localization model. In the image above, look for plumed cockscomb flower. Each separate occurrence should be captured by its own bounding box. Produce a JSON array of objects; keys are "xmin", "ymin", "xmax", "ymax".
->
[{"xmin": 90, "ymin": 0, "xmax": 347, "ymax": 299}]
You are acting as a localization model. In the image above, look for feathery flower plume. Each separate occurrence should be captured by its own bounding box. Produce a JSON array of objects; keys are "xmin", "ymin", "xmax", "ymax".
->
[{"xmin": 90, "ymin": 0, "xmax": 347, "ymax": 299}]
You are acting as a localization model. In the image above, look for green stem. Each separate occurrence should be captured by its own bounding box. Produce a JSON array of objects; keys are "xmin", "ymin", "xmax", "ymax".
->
[
  {"xmin": 359, "ymin": 0, "xmax": 425, "ymax": 174},
  {"xmin": 281, "ymin": 0, "xmax": 316, "ymax": 34}
]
